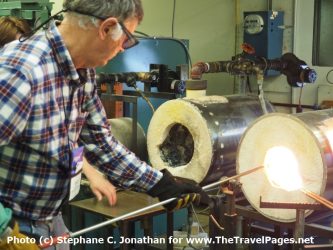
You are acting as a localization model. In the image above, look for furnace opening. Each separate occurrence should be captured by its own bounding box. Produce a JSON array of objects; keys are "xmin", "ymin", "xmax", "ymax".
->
[{"xmin": 159, "ymin": 124, "xmax": 194, "ymax": 167}]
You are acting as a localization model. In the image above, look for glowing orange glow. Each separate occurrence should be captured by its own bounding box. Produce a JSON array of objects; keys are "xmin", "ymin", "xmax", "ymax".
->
[{"xmin": 264, "ymin": 146, "xmax": 303, "ymax": 191}]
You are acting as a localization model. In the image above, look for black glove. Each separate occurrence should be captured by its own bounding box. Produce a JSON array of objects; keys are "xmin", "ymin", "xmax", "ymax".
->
[
  {"xmin": 281, "ymin": 53, "xmax": 316, "ymax": 87},
  {"xmin": 147, "ymin": 169, "xmax": 212, "ymax": 211}
]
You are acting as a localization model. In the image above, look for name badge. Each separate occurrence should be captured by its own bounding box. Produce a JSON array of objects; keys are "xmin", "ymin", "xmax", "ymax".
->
[{"xmin": 69, "ymin": 146, "xmax": 84, "ymax": 201}]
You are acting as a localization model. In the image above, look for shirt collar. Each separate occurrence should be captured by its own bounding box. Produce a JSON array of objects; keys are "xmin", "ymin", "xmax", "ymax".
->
[{"xmin": 45, "ymin": 21, "xmax": 88, "ymax": 86}]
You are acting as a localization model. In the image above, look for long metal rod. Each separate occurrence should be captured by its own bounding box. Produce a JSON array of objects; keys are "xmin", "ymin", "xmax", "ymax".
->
[
  {"xmin": 71, "ymin": 165, "xmax": 264, "ymax": 237},
  {"xmin": 70, "ymin": 197, "xmax": 174, "ymax": 237},
  {"xmin": 301, "ymin": 188, "xmax": 333, "ymax": 211},
  {"xmin": 39, "ymin": 166, "xmax": 264, "ymax": 248},
  {"xmin": 203, "ymin": 165, "xmax": 263, "ymax": 190}
]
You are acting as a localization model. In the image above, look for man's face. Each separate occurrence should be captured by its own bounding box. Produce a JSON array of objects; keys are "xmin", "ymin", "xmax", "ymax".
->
[{"xmin": 93, "ymin": 17, "xmax": 139, "ymax": 67}]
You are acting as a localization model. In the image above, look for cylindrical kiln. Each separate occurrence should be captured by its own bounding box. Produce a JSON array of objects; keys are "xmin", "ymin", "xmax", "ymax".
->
[
  {"xmin": 237, "ymin": 111, "xmax": 333, "ymax": 222},
  {"xmin": 147, "ymin": 95, "xmax": 274, "ymax": 184}
]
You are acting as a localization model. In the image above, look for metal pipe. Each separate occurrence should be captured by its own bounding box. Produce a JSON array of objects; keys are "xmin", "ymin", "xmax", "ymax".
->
[
  {"xmin": 39, "ymin": 166, "xmax": 264, "ymax": 248},
  {"xmin": 257, "ymin": 70, "xmax": 269, "ymax": 114},
  {"xmin": 301, "ymin": 189, "xmax": 333, "ymax": 211},
  {"xmin": 190, "ymin": 54, "xmax": 317, "ymax": 87},
  {"xmin": 293, "ymin": 209, "xmax": 305, "ymax": 250},
  {"xmin": 70, "ymin": 199, "xmax": 173, "ymax": 237},
  {"xmin": 202, "ymin": 165, "xmax": 264, "ymax": 190},
  {"xmin": 73, "ymin": 166, "xmax": 264, "ymax": 237}
]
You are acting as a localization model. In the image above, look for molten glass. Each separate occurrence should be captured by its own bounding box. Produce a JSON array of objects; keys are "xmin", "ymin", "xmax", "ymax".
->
[{"xmin": 264, "ymin": 146, "xmax": 303, "ymax": 191}]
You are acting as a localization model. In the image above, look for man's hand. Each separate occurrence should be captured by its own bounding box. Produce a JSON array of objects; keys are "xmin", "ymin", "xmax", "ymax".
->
[
  {"xmin": 83, "ymin": 158, "xmax": 117, "ymax": 206},
  {"xmin": 147, "ymin": 169, "xmax": 211, "ymax": 211}
]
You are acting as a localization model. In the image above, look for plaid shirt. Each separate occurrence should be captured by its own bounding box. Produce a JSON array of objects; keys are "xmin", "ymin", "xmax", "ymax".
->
[{"xmin": 0, "ymin": 21, "xmax": 162, "ymax": 221}]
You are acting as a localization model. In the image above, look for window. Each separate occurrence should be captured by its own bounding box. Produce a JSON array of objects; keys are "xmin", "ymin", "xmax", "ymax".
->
[{"xmin": 313, "ymin": 0, "xmax": 333, "ymax": 66}]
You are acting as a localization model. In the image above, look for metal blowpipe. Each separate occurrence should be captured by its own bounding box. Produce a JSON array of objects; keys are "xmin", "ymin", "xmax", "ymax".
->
[
  {"xmin": 71, "ymin": 165, "xmax": 263, "ymax": 237},
  {"xmin": 39, "ymin": 166, "xmax": 264, "ymax": 248},
  {"xmin": 301, "ymin": 188, "xmax": 333, "ymax": 211}
]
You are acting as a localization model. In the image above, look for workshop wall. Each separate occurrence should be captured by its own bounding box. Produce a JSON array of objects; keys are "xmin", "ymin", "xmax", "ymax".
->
[
  {"xmin": 292, "ymin": 0, "xmax": 333, "ymax": 110},
  {"xmin": 53, "ymin": 1, "xmax": 62, "ymax": 14},
  {"xmin": 239, "ymin": 0, "xmax": 294, "ymax": 111},
  {"xmin": 140, "ymin": 0, "xmax": 236, "ymax": 95},
  {"xmin": 140, "ymin": 0, "xmax": 332, "ymax": 110},
  {"xmin": 52, "ymin": 0, "xmax": 332, "ymax": 110},
  {"xmin": 139, "ymin": 0, "xmax": 294, "ymax": 100}
]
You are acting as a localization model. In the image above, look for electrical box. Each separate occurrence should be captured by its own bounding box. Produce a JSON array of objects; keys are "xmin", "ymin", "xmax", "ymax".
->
[{"xmin": 243, "ymin": 11, "xmax": 284, "ymax": 76}]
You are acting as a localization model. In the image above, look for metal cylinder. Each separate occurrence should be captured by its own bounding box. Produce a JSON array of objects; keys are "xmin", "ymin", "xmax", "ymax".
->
[
  {"xmin": 147, "ymin": 95, "xmax": 274, "ymax": 185},
  {"xmin": 237, "ymin": 110, "xmax": 333, "ymax": 222},
  {"xmin": 109, "ymin": 117, "xmax": 147, "ymax": 161}
]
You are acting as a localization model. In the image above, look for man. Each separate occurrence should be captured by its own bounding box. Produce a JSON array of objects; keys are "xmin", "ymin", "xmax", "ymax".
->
[
  {"xmin": 0, "ymin": 0, "xmax": 207, "ymax": 249},
  {"xmin": 0, "ymin": 14, "xmax": 117, "ymax": 250}
]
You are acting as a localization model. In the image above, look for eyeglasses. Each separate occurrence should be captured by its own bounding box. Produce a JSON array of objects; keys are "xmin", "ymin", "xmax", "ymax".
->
[
  {"xmin": 68, "ymin": 9, "xmax": 139, "ymax": 50},
  {"xmin": 118, "ymin": 21, "xmax": 139, "ymax": 49}
]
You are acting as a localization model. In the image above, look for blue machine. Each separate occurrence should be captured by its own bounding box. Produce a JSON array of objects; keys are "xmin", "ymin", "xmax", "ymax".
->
[
  {"xmin": 97, "ymin": 37, "xmax": 189, "ymax": 132},
  {"xmin": 243, "ymin": 11, "xmax": 284, "ymax": 76}
]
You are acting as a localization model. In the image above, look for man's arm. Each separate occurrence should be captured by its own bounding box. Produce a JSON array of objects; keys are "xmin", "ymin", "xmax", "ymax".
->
[
  {"xmin": 0, "ymin": 67, "xmax": 31, "ymax": 146},
  {"xmin": 78, "ymin": 79, "xmax": 211, "ymax": 211},
  {"xmin": 82, "ymin": 157, "xmax": 117, "ymax": 205},
  {"xmin": 78, "ymin": 80, "xmax": 162, "ymax": 192}
]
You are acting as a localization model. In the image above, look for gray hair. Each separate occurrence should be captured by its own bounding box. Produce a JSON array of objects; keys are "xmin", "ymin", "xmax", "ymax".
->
[{"xmin": 63, "ymin": 0, "xmax": 144, "ymax": 23}]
